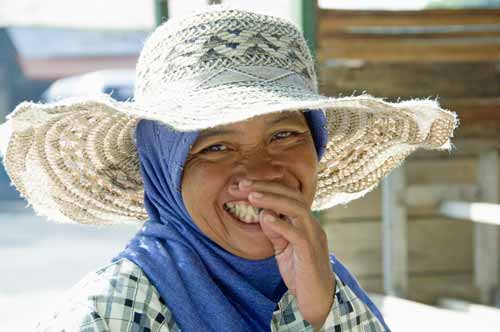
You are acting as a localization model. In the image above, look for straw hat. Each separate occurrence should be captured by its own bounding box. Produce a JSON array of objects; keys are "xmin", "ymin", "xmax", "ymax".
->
[{"xmin": 0, "ymin": 5, "xmax": 458, "ymax": 226}]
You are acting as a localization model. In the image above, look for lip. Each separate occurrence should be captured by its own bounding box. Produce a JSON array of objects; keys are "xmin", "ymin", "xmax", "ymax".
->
[{"xmin": 222, "ymin": 201, "xmax": 263, "ymax": 233}]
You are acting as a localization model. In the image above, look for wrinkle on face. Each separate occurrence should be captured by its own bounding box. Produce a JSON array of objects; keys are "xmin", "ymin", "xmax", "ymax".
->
[{"xmin": 181, "ymin": 111, "xmax": 318, "ymax": 259}]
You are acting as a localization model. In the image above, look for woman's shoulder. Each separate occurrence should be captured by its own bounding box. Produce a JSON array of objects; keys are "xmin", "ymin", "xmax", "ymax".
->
[{"xmin": 34, "ymin": 258, "xmax": 180, "ymax": 332}]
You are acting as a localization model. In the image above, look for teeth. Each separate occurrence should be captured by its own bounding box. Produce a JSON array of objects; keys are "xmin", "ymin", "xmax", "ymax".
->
[{"xmin": 224, "ymin": 202, "xmax": 263, "ymax": 224}]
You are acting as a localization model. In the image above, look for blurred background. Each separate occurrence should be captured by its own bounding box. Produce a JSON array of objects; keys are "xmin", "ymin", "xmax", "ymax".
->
[{"xmin": 1, "ymin": 0, "xmax": 500, "ymax": 331}]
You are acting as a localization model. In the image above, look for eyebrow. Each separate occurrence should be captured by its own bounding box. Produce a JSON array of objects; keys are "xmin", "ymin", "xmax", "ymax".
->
[
  {"xmin": 197, "ymin": 128, "xmax": 239, "ymax": 140},
  {"xmin": 270, "ymin": 111, "xmax": 303, "ymax": 125},
  {"xmin": 197, "ymin": 111, "xmax": 303, "ymax": 140}
]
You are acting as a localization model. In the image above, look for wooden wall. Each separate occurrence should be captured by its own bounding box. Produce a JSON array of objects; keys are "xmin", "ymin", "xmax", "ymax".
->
[
  {"xmin": 316, "ymin": 9, "xmax": 500, "ymax": 63},
  {"xmin": 316, "ymin": 7, "xmax": 500, "ymax": 305},
  {"xmin": 320, "ymin": 153, "xmax": 486, "ymax": 304}
]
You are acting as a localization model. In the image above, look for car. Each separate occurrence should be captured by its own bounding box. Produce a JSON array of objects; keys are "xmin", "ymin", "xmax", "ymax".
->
[{"xmin": 41, "ymin": 69, "xmax": 135, "ymax": 102}]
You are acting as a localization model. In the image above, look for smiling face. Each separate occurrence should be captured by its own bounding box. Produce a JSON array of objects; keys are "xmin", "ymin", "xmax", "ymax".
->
[{"xmin": 181, "ymin": 111, "xmax": 319, "ymax": 260}]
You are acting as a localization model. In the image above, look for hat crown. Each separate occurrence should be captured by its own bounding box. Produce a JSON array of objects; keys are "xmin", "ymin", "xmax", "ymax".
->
[{"xmin": 133, "ymin": 5, "xmax": 318, "ymax": 104}]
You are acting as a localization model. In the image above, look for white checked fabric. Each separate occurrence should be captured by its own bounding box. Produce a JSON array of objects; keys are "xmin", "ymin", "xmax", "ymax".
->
[{"xmin": 34, "ymin": 258, "xmax": 389, "ymax": 332}]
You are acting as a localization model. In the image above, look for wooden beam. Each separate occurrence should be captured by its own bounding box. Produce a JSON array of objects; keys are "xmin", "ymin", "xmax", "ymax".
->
[
  {"xmin": 318, "ymin": 9, "xmax": 500, "ymax": 30},
  {"xmin": 318, "ymin": 62, "xmax": 500, "ymax": 99},
  {"xmin": 382, "ymin": 165, "xmax": 408, "ymax": 297},
  {"xmin": 408, "ymin": 138, "xmax": 500, "ymax": 159},
  {"xmin": 404, "ymin": 185, "xmax": 479, "ymax": 208},
  {"xmin": 439, "ymin": 201, "xmax": 500, "ymax": 226},
  {"xmin": 475, "ymin": 150, "xmax": 499, "ymax": 305},
  {"xmin": 319, "ymin": 28, "xmax": 500, "ymax": 40},
  {"xmin": 441, "ymin": 98, "xmax": 500, "ymax": 124},
  {"xmin": 317, "ymin": 40, "xmax": 500, "ymax": 63}
]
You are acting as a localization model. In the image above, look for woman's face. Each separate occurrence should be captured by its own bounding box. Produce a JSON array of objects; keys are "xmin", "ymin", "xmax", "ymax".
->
[{"xmin": 181, "ymin": 111, "xmax": 318, "ymax": 260}]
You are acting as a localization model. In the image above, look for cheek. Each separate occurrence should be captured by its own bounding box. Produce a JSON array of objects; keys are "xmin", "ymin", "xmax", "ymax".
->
[
  {"xmin": 181, "ymin": 161, "xmax": 227, "ymax": 212},
  {"xmin": 289, "ymin": 142, "xmax": 318, "ymax": 200},
  {"xmin": 287, "ymin": 139, "xmax": 318, "ymax": 169}
]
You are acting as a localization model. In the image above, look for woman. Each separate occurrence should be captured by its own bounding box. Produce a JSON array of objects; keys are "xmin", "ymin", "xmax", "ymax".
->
[{"xmin": 0, "ymin": 5, "xmax": 458, "ymax": 332}]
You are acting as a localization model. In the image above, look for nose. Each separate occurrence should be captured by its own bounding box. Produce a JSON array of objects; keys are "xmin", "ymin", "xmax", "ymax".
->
[{"xmin": 239, "ymin": 154, "xmax": 285, "ymax": 182}]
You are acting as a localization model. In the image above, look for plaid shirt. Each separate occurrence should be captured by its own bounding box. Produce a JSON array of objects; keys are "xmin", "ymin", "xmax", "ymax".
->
[{"xmin": 34, "ymin": 258, "xmax": 389, "ymax": 332}]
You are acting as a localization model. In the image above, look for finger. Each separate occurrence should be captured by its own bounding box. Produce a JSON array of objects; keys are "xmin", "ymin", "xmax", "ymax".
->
[
  {"xmin": 248, "ymin": 191, "xmax": 313, "ymax": 228},
  {"xmin": 249, "ymin": 191, "xmax": 324, "ymax": 243},
  {"xmin": 259, "ymin": 210, "xmax": 289, "ymax": 254},
  {"xmin": 259, "ymin": 209, "xmax": 304, "ymax": 252},
  {"xmin": 234, "ymin": 180, "xmax": 302, "ymax": 201}
]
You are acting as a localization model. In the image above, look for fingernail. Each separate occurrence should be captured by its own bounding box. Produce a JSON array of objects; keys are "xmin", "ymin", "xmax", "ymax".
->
[
  {"xmin": 250, "ymin": 192, "xmax": 263, "ymax": 199},
  {"xmin": 264, "ymin": 214, "xmax": 275, "ymax": 222},
  {"xmin": 241, "ymin": 179, "xmax": 252, "ymax": 187}
]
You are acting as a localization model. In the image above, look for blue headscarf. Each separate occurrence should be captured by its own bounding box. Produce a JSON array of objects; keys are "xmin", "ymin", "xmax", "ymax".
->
[{"xmin": 111, "ymin": 110, "xmax": 328, "ymax": 331}]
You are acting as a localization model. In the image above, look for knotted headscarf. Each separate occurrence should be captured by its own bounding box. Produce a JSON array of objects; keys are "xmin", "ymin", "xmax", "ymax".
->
[{"xmin": 111, "ymin": 110, "xmax": 328, "ymax": 331}]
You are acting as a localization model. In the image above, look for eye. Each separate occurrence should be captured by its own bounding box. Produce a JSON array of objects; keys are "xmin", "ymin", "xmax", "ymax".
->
[
  {"xmin": 272, "ymin": 130, "xmax": 296, "ymax": 141},
  {"xmin": 201, "ymin": 143, "xmax": 228, "ymax": 153}
]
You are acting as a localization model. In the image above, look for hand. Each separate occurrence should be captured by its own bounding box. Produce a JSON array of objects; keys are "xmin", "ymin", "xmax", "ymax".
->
[{"xmin": 229, "ymin": 180, "xmax": 335, "ymax": 329}]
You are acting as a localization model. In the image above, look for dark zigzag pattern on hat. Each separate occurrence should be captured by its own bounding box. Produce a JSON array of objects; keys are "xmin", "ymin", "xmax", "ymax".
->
[{"xmin": 135, "ymin": 17, "xmax": 315, "ymax": 95}]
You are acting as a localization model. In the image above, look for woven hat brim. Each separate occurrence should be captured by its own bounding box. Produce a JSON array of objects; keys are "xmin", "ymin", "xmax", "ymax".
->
[{"xmin": 0, "ymin": 92, "xmax": 458, "ymax": 225}]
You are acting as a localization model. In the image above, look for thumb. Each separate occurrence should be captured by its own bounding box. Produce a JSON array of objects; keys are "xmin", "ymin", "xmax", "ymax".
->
[{"xmin": 259, "ymin": 209, "xmax": 289, "ymax": 253}]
